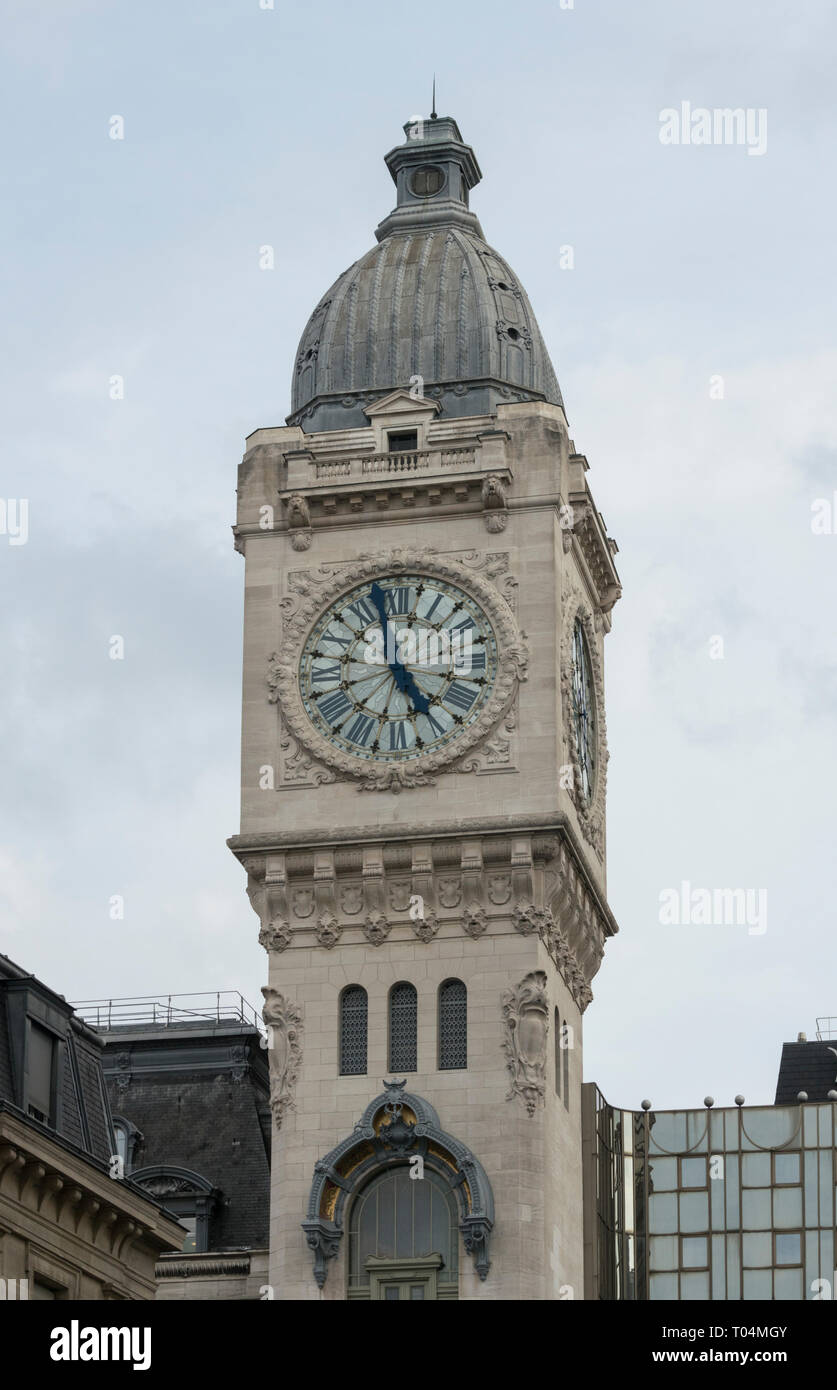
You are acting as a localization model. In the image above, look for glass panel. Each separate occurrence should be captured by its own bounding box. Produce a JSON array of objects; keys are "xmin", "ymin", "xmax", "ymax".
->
[
  {"xmin": 742, "ymin": 1268, "xmax": 772, "ymax": 1299},
  {"xmin": 409, "ymin": 1285, "xmax": 425, "ymax": 1300},
  {"xmin": 774, "ymin": 1152, "xmax": 800, "ymax": 1184},
  {"xmin": 680, "ymin": 1272, "xmax": 710, "ymax": 1300},
  {"xmin": 741, "ymin": 1152, "xmax": 770, "ymax": 1187},
  {"xmin": 649, "ymin": 1273, "xmax": 678, "ymax": 1300},
  {"xmin": 379, "ymin": 1181, "xmax": 395, "ymax": 1258},
  {"xmin": 742, "ymin": 1232, "xmax": 771, "ymax": 1267},
  {"xmin": 27, "ymin": 1023, "xmax": 55, "ymax": 1121},
  {"xmin": 649, "ymin": 1235, "xmax": 678, "ymax": 1271},
  {"xmin": 681, "ymin": 1157, "xmax": 707, "ymax": 1188},
  {"xmin": 773, "ymin": 1187, "xmax": 802, "ymax": 1229},
  {"xmin": 741, "ymin": 1188, "xmax": 771, "ymax": 1230},
  {"xmin": 818, "ymin": 1152, "xmax": 833, "ymax": 1226},
  {"xmin": 803, "ymin": 1106, "xmax": 818, "ymax": 1147},
  {"xmin": 774, "ymin": 1268, "xmax": 803, "ymax": 1300},
  {"xmin": 648, "ymin": 1194, "xmax": 677, "ymax": 1234},
  {"xmin": 340, "ymin": 987, "xmax": 367, "ymax": 1075},
  {"xmin": 726, "ymin": 1233, "xmax": 741, "ymax": 1300},
  {"xmin": 389, "ymin": 983, "xmax": 417, "ymax": 1073},
  {"xmin": 775, "ymin": 1232, "xmax": 801, "ymax": 1265},
  {"xmin": 711, "ymin": 1234, "xmax": 726, "ymax": 1299},
  {"xmin": 681, "ymin": 1236, "xmax": 707, "ymax": 1268},
  {"xmin": 649, "ymin": 1157, "xmax": 677, "ymax": 1192},
  {"xmin": 741, "ymin": 1106, "xmax": 798, "ymax": 1149},
  {"xmin": 395, "ymin": 1172, "xmax": 413, "ymax": 1258},
  {"xmin": 648, "ymin": 1113, "xmax": 688, "ymax": 1153},
  {"xmin": 384, "ymin": 1286, "xmax": 400, "ymax": 1301},
  {"xmin": 179, "ymin": 1215, "xmax": 197, "ymax": 1253},
  {"xmin": 438, "ymin": 980, "xmax": 467, "ymax": 1070},
  {"xmin": 679, "ymin": 1192, "xmax": 709, "ymax": 1232}
]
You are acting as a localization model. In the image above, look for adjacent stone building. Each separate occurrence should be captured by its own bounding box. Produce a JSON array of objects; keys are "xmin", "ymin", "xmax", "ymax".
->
[
  {"xmin": 0, "ymin": 954, "xmax": 184, "ymax": 1300},
  {"xmin": 80, "ymin": 993, "xmax": 271, "ymax": 1300}
]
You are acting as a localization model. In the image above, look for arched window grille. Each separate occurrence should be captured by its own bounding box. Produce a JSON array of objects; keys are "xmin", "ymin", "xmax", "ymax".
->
[
  {"xmin": 348, "ymin": 1166, "xmax": 460, "ymax": 1298},
  {"xmin": 438, "ymin": 979, "xmax": 467, "ymax": 1071},
  {"xmin": 339, "ymin": 985, "xmax": 368, "ymax": 1076},
  {"xmin": 388, "ymin": 982, "xmax": 417, "ymax": 1073}
]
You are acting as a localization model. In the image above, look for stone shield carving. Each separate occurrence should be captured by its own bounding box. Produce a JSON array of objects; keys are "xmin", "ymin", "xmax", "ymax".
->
[
  {"xmin": 501, "ymin": 972, "xmax": 549, "ymax": 1116},
  {"xmin": 261, "ymin": 987, "xmax": 304, "ymax": 1131},
  {"xmin": 266, "ymin": 546, "xmax": 528, "ymax": 793}
]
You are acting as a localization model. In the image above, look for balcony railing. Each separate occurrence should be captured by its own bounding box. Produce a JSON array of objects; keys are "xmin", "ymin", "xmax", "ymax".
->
[{"xmin": 311, "ymin": 446, "xmax": 477, "ymax": 482}]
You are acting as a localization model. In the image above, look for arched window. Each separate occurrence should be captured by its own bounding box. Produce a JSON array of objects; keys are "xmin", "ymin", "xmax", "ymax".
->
[
  {"xmin": 339, "ymin": 985, "xmax": 367, "ymax": 1076},
  {"xmin": 348, "ymin": 1166, "xmax": 459, "ymax": 1299},
  {"xmin": 438, "ymin": 979, "xmax": 467, "ymax": 1071},
  {"xmin": 554, "ymin": 1007, "xmax": 561, "ymax": 1098},
  {"xmin": 388, "ymin": 982, "xmax": 417, "ymax": 1073}
]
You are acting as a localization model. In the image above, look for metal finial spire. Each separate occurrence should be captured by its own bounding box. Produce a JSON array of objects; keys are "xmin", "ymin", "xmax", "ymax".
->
[{"xmin": 431, "ymin": 75, "xmax": 437, "ymax": 120}]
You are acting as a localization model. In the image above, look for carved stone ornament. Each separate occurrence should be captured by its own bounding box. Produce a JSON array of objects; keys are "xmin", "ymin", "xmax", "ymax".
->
[
  {"xmin": 259, "ymin": 917, "xmax": 292, "ymax": 953},
  {"xmin": 363, "ymin": 912, "xmax": 391, "ymax": 946},
  {"xmin": 501, "ymin": 971, "xmax": 549, "ymax": 1116},
  {"xmin": 560, "ymin": 592, "xmax": 609, "ymax": 858},
  {"xmin": 285, "ymin": 493, "xmax": 312, "ymax": 551},
  {"xmin": 267, "ymin": 546, "xmax": 528, "ymax": 793},
  {"xmin": 462, "ymin": 904, "xmax": 488, "ymax": 939},
  {"xmin": 481, "ymin": 474, "xmax": 508, "ymax": 533},
  {"xmin": 315, "ymin": 911, "xmax": 342, "ymax": 949},
  {"xmin": 261, "ymin": 987, "xmax": 304, "ymax": 1131},
  {"xmin": 410, "ymin": 907, "xmax": 439, "ymax": 943}
]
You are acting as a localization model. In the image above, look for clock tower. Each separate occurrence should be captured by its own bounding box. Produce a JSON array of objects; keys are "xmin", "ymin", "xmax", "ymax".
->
[{"xmin": 229, "ymin": 114, "xmax": 621, "ymax": 1301}]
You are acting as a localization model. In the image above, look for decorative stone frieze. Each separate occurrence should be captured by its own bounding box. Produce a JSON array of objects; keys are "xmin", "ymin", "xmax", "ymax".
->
[
  {"xmin": 261, "ymin": 988, "xmax": 303, "ymax": 1131},
  {"xmin": 501, "ymin": 971, "xmax": 550, "ymax": 1116}
]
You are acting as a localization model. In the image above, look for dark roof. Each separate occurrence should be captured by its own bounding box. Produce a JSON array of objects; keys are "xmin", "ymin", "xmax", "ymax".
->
[
  {"xmin": 0, "ymin": 951, "xmax": 114, "ymax": 1163},
  {"xmin": 98, "ymin": 1017, "xmax": 271, "ymax": 1250},
  {"xmin": 774, "ymin": 1040, "xmax": 837, "ymax": 1104}
]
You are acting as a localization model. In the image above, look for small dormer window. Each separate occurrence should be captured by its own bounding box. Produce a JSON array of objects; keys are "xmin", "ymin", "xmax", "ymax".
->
[
  {"xmin": 387, "ymin": 430, "xmax": 418, "ymax": 454},
  {"xmin": 27, "ymin": 1021, "xmax": 56, "ymax": 1124},
  {"xmin": 410, "ymin": 166, "xmax": 444, "ymax": 197}
]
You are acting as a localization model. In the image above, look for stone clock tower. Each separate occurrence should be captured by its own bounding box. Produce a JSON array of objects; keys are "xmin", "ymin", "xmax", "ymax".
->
[{"xmin": 228, "ymin": 114, "xmax": 621, "ymax": 1301}]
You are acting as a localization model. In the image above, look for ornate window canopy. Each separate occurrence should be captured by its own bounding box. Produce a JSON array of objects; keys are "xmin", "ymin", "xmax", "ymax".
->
[
  {"xmin": 302, "ymin": 1080, "xmax": 494, "ymax": 1288},
  {"xmin": 130, "ymin": 1165, "xmax": 221, "ymax": 1254}
]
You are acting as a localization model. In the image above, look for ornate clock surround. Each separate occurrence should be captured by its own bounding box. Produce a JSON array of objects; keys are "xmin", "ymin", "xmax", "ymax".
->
[{"xmin": 267, "ymin": 546, "xmax": 528, "ymax": 793}]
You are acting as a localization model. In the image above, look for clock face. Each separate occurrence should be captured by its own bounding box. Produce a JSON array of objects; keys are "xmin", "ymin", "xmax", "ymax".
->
[
  {"xmin": 298, "ymin": 573, "xmax": 499, "ymax": 763},
  {"xmin": 570, "ymin": 619, "xmax": 596, "ymax": 801}
]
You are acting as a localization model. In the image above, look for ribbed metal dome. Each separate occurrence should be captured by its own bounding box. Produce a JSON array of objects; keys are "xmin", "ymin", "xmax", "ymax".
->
[{"xmin": 288, "ymin": 117, "xmax": 563, "ymax": 433}]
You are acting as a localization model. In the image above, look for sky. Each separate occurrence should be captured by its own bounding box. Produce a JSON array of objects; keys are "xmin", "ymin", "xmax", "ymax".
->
[{"xmin": 1, "ymin": 0, "xmax": 835, "ymax": 1110}]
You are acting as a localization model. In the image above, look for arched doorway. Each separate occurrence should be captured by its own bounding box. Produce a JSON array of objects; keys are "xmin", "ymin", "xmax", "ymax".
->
[{"xmin": 347, "ymin": 1166, "xmax": 459, "ymax": 1300}]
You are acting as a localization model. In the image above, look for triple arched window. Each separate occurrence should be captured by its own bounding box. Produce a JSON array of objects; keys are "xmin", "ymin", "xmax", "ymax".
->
[{"xmin": 338, "ymin": 980, "xmax": 467, "ymax": 1076}]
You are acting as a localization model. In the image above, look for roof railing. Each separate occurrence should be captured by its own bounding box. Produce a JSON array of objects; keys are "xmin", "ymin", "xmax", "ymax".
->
[
  {"xmin": 815, "ymin": 1017, "xmax": 837, "ymax": 1040},
  {"xmin": 72, "ymin": 991, "xmax": 265, "ymax": 1034}
]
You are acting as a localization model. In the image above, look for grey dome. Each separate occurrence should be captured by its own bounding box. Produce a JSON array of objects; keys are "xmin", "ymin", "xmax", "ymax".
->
[{"xmin": 288, "ymin": 117, "xmax": 563, "ymax": 433}]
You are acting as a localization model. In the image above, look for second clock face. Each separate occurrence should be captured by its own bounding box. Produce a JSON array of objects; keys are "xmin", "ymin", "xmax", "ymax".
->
[{"xmin": 298, "ymin": 573, "xmax": 499, "ymax": 762}]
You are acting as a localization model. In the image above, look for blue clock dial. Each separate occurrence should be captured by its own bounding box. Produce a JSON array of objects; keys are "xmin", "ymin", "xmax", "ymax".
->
[{"xmin": 298, "ymin": 574, "xmax": 498, "ymax": 763}]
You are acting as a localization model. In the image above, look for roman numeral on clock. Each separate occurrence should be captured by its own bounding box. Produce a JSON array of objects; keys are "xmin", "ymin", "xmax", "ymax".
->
[
  {"xmin": 317, "ymin": 689, "xmax": 353, "ymax": 724},
  {"xmin": 346, "ymin": 713, "xmax": 376, "ymax": 746},
  {"xmin": 383, "ymin": 586, "xmax": 412, "ymax": 615},
  {"xmin": 345, "ymin": 597, "xmax": 377, "ymax": 627},
  {"xmin": 311, "ymin": 663, "xmax": 342, "ymax": 683},
  {"xmin": 387, "ymin": 720, "xmax": 409, "ymax": 750},
  {"xmin": 445, "ymin": 681, "xmax": 477, "ymax": 712},
  {"xmin": 321, "ymin": 629, "xmax": 351, "ymax": 649}
]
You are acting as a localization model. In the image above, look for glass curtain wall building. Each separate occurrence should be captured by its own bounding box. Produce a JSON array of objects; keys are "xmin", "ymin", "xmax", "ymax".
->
[{"xmin": 582, "ymin": 1084, "xmax": 836, "ymax": 1300}]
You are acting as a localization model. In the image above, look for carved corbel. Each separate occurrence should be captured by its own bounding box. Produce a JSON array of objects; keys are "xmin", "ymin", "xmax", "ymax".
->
[
  {"xmin": 301, "ymin": 1219, "xmax": 342, "ymax": 1289},
  {"xmin": 285, "ymin": 493, "xmax": 312, "ymax": 551},
  {"xmin": 481, "ymin": 474, "xmax": 508, "ymax": 532}
]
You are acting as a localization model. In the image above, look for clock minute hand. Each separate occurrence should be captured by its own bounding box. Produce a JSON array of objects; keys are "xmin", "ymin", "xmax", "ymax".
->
[{"xmin": 369, "ymin": 582, "xmax": 429, "ymax": 715}]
